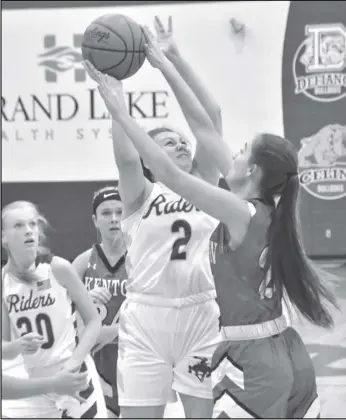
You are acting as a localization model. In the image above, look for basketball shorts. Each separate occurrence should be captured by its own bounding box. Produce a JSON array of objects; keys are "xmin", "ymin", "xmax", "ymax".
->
[
  {"xmin": 117, "ymin": 292, "xmax": 222, "ymax": 406},
  {"xmin": 211, "ymin": 326, "xmax": 320, "ymax": 418}
]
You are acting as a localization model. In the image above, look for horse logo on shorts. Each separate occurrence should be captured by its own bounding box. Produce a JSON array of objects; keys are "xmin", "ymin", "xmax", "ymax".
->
[{"xmin": 188, "ymin": 356, "xmax": 211, "ymax": 383}]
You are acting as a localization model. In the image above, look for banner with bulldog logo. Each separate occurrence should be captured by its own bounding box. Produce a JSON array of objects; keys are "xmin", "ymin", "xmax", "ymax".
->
[{"xmin": 282, "ymin": 0, "xmax": 346, "ymax": 257}]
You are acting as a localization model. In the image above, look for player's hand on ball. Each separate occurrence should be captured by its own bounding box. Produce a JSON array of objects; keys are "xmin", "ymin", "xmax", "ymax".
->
[
  {"xmin": 89, "ymin": 286, "xmax": 112, "ymax": 305},
  {"xmin": 83, "ymin": 60, "xmax": 102, "ymax": 83},
  {"xmin": 53, "ymin": 369, "xmax": 89, "ymax": 398},
  {"xmin": 143, "ymin": 26, "xmax": 168, "ymax": 69},
  {"xmin": 154, "ymin": 16, "xmax": 178, "ymax": 57},
  {"xmin": 16, "ymin": 332, "xmax": 44, "ymax": 355},
  {"xmin": 97, "ymin": 74, "xmax": 127, "ymax": 120},
  {"xmin": 83, "ymin": 60, "xmax": 126, "ymax": 119},
  {"xmin": 83, "ymin": 61, "xmax": 125, "ymax": 99}
]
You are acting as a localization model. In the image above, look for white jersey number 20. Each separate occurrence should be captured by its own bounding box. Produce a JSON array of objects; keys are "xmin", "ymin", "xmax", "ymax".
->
[{"xmin": 16, "ymin": 313, "xmax": 54, "ymax": 349}]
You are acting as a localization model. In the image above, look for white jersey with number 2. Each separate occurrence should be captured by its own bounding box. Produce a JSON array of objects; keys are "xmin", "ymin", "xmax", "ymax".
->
[{"xmin": 121, "ymin": 183, "xmax": 219, "ymax": 299}]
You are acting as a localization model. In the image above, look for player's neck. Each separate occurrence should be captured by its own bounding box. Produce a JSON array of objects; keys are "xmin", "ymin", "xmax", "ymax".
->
[
  {"xmin": 236, "ymin": 183, "xmax": 260, "ymax": 201},
  {"xmin": 8, "ymin": 254, "xmax": 36, "ymax": 273},
  {"xmin": 7, "ymin": 255, "xmax": 37, "ymax": 282},
  {"xmin": 100, "ymin": 236, "xmax": 126, "ymax": 258}
]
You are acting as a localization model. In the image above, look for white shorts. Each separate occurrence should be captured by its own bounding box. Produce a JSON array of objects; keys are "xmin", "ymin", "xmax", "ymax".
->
[{"xmin": 117, "ymin": 292, "xmax": 221, "ymax": 406}]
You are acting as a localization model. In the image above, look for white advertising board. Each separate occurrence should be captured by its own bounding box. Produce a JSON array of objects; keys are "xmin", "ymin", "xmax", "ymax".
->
[{"xmin": 2, "ymin": 1, "xmax": 289, "ymax": 182}]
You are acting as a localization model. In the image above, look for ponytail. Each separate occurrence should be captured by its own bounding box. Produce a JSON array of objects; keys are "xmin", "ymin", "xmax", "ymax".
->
[{"xmin": 269, "ymin": 175, "xmax": 338, "ymax": 328}]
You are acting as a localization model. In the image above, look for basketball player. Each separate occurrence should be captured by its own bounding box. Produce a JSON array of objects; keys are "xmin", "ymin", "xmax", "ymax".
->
[
  {"xmin": 96, "ymin": 32, "xmax": 338, "ymax": 418},
  {"xmin": 2, "ymin": 368, "xmax": 88, "ymax": 400},
  {"xmin": 83, "ymin": 18, "xmax": 223, "ymax": 419},
  {"xmin": 1, "ymin": 201, "xmax": 107, "ymax": 418},
  {"xmin": 73, "ymin": 186, "xmax": 127, "ymax": 418}
]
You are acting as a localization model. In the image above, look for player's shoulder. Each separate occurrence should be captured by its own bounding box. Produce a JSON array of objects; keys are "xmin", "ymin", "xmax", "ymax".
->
[
  {"xmin": 73, "ymin": 248, "xmax": 93, "ymax": 266},
  {"xmin": 51, "ymin": 256, "xmax": 73, "ymax": 271},
  {"xmin": 49, "ymin": 256, "xmax": 75, "ymax": 287},
  {"xmin": 72, "ymin": 248, "xmax": 93, "ymax": 279}
]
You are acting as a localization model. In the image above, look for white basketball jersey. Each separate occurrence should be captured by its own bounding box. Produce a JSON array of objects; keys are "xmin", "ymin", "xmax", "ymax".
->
[
  {"xmin": 121, "ymin": 183, "xmax": 219, "ymax": 299},
  {"xmin": 2, "ymin": 263, "xmax": 77, "ymax": 375}
]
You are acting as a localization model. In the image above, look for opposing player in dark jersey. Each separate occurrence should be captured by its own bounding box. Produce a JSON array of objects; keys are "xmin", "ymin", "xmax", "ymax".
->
[
  {"xmin": 94, "ymin": 29, "xmax": 338, "ymax": 418},
  {"xmin": 73, "ymin": 186, "xmax": 127, "ymax": 418}
]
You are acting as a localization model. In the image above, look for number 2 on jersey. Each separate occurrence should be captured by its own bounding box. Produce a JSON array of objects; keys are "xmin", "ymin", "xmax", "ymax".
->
[
  {"xmin": 16, "ymin": 313, "xmax": 54, "ymax": 349},
  {"xmin": 170, "ymin": 219, "xmax": 192, "ymax": 260}
]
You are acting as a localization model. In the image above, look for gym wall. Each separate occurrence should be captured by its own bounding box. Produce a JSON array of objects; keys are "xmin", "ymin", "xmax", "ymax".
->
[{"xmin": 2, "ymin": 1, "xmax": 346, "ymax": 260}]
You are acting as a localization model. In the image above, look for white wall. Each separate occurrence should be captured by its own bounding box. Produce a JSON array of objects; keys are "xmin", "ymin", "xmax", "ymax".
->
[{"xmin": 2, "ymin": 1, "xmax": 290, "ymax": 182}]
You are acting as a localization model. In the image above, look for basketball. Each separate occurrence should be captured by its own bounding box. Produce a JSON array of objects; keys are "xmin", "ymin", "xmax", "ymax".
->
[{"xmin": 81, "ymin": 14, "xmax": 146, "ymax": 80}]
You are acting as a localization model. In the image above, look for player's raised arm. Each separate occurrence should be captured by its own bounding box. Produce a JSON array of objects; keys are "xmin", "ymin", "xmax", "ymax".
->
[
  {"xmin": 83, "ymin": 61, "xmax": 153, "ymax": 218},
  {"xmin": 143, "ymin": 26, "xmax": 233, "ymax": 184},
  {"xmin": 154, "ymin": 16, "xmax": 222, "ymax": 135},
  {"xmin": 97, "ymin": 75, "xmax": 251, "ymax": 245}
]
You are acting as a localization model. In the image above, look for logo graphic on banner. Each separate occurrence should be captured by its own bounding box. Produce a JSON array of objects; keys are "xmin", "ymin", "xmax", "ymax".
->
[
  {"xmin": 38, "ymin": 34, "xmax": 85, "ymax": 82},
  {"xmin": 293, "ymin": 23, "xmax": 346, "ymax": 102},
  {"xmin": 298, "ymin": 124, "xmax": 346, "ymax": 199}
]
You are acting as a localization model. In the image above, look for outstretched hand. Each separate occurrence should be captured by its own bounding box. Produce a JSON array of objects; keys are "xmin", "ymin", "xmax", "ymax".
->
[
  {"xmin": 143, "ymin": 26, "xmax": 169, "ymax": 69},
  {"xmin": 98, "ymin": 73, "xmax": 128, "ymax": 120},
  {"xmin": 154, "ymin": 16, "xmax": 178, "ymax": 57},
  {"xmin": 83, "ymin": 60, "xmax": 127, "ymax": 120},
  {"xmin": 83, "ymin": 60, "xmax": 102, "ymax": 84}
]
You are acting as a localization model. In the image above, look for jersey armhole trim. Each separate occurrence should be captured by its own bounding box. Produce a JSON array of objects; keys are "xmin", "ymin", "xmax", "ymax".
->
[{"xmin": 121, "ymin": 183, "xmax": 158, "ymax": 229}]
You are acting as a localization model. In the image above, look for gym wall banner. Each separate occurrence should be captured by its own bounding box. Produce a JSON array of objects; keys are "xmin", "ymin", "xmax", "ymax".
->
[
  {"xmin": 2, "ymin": 1, "xmax": 290, "ymax": 183},
  {"xmin": 2, "ymin": 1, "xmax": 345, "ymax": 259},
  {"xmin": 282, "ymin": 1, "xmax": 346, "ymax": 257}
]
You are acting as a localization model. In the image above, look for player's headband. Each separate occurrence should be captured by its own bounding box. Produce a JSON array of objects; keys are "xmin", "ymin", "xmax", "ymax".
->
[{"xmin": 92, "ymin": 188, "xmax": 121, "ymax": 214}]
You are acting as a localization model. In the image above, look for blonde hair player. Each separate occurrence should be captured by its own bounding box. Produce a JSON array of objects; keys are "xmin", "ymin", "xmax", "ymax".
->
[
  {"xmin": 84, "ymin": 15, "xmax": 223, "ymax": 419},
  {"xmin": 73, "ymin": 186, "xmax": 127, "ymax": 418},
  {"xmin": 94, "ymin": 25, "xmax": 338, "ymax": 419},
  {"xmin": 1, "ymin": 201, "xmax": 107, "ymax": 418}
]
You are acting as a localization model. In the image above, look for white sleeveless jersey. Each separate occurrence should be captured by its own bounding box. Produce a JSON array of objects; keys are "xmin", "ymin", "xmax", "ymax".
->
[
  {"xmin": 121, "ymin": 183, "xmax": 219, "ymax": 299},
  {"xmin": 2, "ymin": 263, "xmax": 78, "ymax": 375}
]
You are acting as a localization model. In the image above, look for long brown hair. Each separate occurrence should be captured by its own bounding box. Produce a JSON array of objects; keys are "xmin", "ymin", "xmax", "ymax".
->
[{"xmin": 251, "ymin": 134, "xmax": 338, "ymax": 328}]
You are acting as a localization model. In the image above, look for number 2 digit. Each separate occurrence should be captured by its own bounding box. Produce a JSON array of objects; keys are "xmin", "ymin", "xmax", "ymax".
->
[{"xmin": 170, "ymin": 220, "xmax": 192, "ymax": 261}]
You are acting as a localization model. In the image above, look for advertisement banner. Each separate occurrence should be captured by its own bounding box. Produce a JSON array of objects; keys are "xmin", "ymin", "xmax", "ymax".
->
[
  {"xmin": 2, "ymin": 1, "xmax": 290, "ymax": 182},
  {"xmin": 282, "ymin": 0, "xmax": 346, "ymax": 255}
]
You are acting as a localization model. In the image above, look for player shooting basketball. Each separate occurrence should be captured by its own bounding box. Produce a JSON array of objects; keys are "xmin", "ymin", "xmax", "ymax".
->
[
  {"xmin": 89, "ymin": 19, "xmax": 339, "ymax": 419},
  {"xmin": 84, "ymin": 15, "xmax": 223, "ymax": 419}
]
